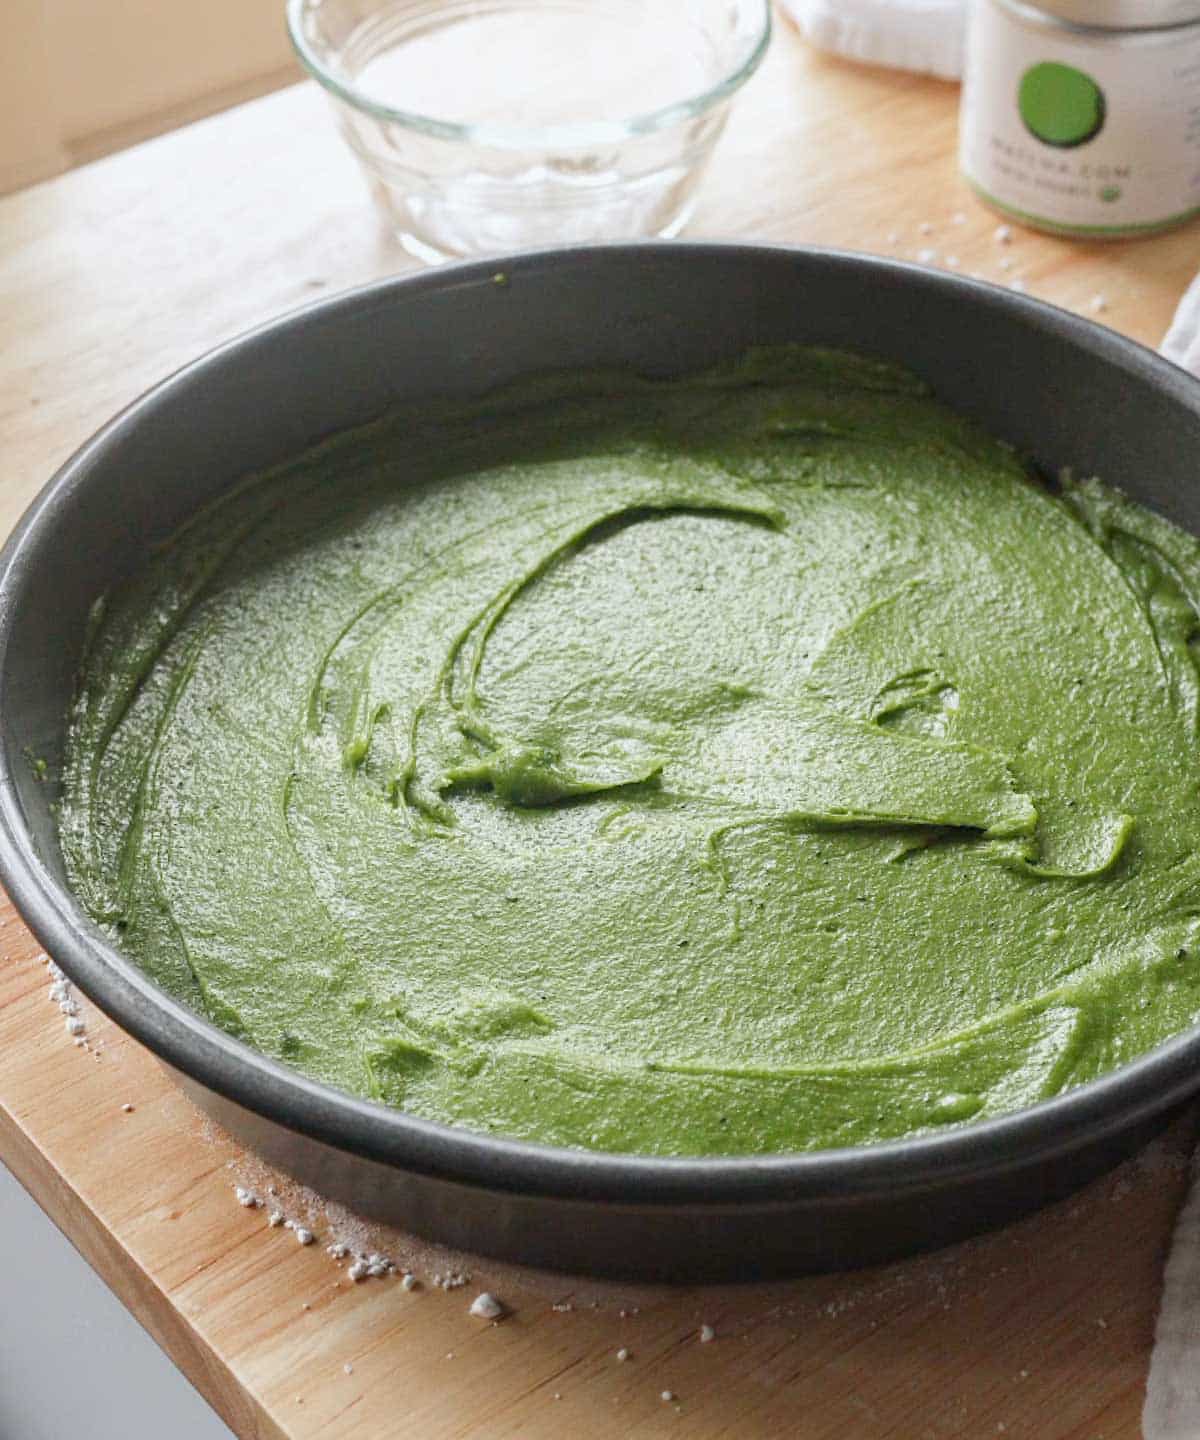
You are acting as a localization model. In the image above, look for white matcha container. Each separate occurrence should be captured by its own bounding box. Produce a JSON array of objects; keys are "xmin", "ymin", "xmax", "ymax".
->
[{"xmin": 960, "ymin": 0, "xmax": 1200, "ymax": 237}]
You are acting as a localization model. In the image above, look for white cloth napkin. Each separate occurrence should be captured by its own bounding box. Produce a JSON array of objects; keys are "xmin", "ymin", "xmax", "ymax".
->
[
  {"xmin": 780, "ymin": 3, "xmax": 1200, "ymax": 1431},
  {"xmin": 1145, "ymin": 1138, "xmax": 1200, "ymax": 1440},
  {"xmin": 778, "ymin": 0, "xmax": 966, "ymax": 80},
  {"xmin": 1162, "ymin": 272, "xmax": 1200, "ymax": 375}
]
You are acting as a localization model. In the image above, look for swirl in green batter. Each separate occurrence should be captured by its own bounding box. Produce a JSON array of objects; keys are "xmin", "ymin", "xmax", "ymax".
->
[{"xmin": 58, "ymin": 347, "xmax": 1200, "ymax": 1154}]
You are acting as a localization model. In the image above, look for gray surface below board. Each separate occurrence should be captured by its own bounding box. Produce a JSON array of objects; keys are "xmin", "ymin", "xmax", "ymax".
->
[{"xmin": 0, "ymin": 1160, "xmax": 234, "ymax": 1440}]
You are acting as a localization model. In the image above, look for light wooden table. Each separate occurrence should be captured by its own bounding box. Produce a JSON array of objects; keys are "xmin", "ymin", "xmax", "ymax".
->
[{"xmin": 4, "ymin": 17, "xmax": 1200, "ymax": 1439}]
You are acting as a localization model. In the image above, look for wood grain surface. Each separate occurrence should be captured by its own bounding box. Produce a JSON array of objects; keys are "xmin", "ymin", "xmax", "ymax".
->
[{"xmin": 3, "ymin": 16, "xmax": 1200, "ymax": 1438}]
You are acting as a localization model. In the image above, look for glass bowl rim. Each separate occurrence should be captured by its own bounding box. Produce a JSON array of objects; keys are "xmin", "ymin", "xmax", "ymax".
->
[{"xmin": 285, "ymin": 0, "xmax": 773, "ymax": 150}]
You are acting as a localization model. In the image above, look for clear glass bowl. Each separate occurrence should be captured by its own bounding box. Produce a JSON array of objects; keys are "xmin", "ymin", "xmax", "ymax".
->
[{"xmin": 287, "ymin": 0, "xmax": 772, "ymax": 263}]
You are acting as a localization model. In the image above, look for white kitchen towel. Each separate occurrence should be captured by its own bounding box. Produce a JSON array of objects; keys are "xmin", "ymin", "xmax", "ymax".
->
[
  {"xmin": 1161, "ymin": 271, "xmax": 1200, "ymax": 376},
  {"xmin": 1145, "ymin": 1138, "xmax": 1200, "ymax": 1439},
  {"xmin": 779, "ymin": 0, "xmax": 966, "ymax": 80}
]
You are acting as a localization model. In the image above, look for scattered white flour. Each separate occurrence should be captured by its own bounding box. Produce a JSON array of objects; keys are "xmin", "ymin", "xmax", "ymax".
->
[
  {"xmin": 1089, "ymin": 294, "xmax": 1108, "ymax": 314},
  {"xmin": 1010, "ymin": 279, "xmax": 1027, "ymax": 293},
  {"xmin": 295, "ymin": 1228, "xmax": 315, "ymax": 1247},
  {"xmin": 699, "ymin": 1324, "xmax": 716, "ymax": 1343},
  {"xmin": 234, "ymin": 1187, "xmax": 260, "ymax": 1209},
  {"xmin": 917, "ymin": 247, "xmax": 938, "ymax": 264},
  {"xmin": 268, "ymin": 1210, "xmax": 285, "ymax": 1228},
  {"xmin": 952, "ymin": 211, "xmax": 967, "ymax": 225},
  {"xmin": 919, "ymin": 221, "xmax": 934, "ymax": 235},
  {"xmin": 121, "ymin": 1103, "xmax": 134, "ymax": 1114},
  {"xmin": 222, "ymin": 1144, "xmax": 586, "ymax": 1306},
  {"xmin": 945, "ymin": 255, "xmax": 960, "ymax": 268},
  {"xmin": 47, "ymin": 962, "xmax": 95, "ymax": 1048},
  {"xmin": 468, "ymin": 1292, "xmax": 505, "ymax": 1321},
  {"xmin": 616, "ymin": 1347, "xmax": 631, "ymax": 1362},
  {"xmin": 661, "ymin": 1390, "xmax": 676, "ymax": 1403},
  {"xmin": 343, "ymin": 1362, "xmax": 353, "ymax": 1376},
  {"xmin": 995, "ymin": 224, "xmax": 1013, "ymax": 243}
]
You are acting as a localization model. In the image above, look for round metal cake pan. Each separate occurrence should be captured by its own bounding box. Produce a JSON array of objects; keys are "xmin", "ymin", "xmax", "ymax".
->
[{"xmin": 3, "ymin": 243, "xmax": 1200, "ymax": 1283}]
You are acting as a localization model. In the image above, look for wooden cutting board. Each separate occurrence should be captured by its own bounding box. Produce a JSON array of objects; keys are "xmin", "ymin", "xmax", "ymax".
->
[{"xmin": 4, "ymin": 17, "xmax": 1200, "ymax": 1437}]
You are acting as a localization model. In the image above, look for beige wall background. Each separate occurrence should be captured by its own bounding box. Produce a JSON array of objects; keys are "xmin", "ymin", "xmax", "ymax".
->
[{"xmin": 2, "ymin": 0, "xmax": 299, "ymax": 195}]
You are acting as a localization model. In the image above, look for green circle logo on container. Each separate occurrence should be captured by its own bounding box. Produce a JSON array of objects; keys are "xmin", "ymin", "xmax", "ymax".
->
[{"xmin": 1018, "ymin": 62, "xmax": 1106, "ymax": 147}]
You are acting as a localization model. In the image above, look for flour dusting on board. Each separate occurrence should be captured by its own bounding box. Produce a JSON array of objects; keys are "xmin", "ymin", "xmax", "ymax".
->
[
  {"xmin": 192, "ymin": 1101, "xmax": 1195, "ymax": 1369},
  {"xmin": 43, "ymin": 954, "xmax": 100, "ymax": 1055}
]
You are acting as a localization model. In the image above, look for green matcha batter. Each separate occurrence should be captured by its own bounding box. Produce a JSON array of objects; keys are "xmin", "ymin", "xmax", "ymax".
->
[{"xmin": 58, "ymin": 347, "xmax": 1200, "ymax": 1155}]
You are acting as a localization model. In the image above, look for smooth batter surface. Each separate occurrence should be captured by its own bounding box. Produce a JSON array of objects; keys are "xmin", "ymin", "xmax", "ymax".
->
[{"xmin": 59, "ymin": 347, "xmax": 1200, "ymax": 1155}]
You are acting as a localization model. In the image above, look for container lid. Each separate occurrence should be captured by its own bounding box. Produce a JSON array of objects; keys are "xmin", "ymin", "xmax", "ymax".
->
[{"xmin": 1019, "ymin": 0, "xmax": 1200, "ymax": 28}]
